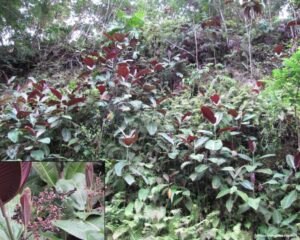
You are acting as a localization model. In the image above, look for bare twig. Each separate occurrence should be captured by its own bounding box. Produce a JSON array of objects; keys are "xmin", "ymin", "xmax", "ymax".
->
[
  {"xmin": 165, "ymin": 40, "xmax": 194, "ymax": 57},
  {"xmin": 193, "ymin": 19, "xmax": 199, "ymax": 69}
]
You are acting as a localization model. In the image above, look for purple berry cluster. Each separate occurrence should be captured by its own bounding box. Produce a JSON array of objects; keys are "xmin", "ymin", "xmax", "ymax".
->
[{"xmin": 13, "ymin": 188, "xmax": 73, "ymax": 238}]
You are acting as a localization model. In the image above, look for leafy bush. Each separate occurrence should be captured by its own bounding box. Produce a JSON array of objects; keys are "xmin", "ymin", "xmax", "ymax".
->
[
  {"xmin": 267, "ymin": 47, "xmax": 300, "ymax": 152},
  {"xmin": 0, "ymin": 23, "xmax": 177, "ymax": 162},
  {"xmin": 105, "ymin": 66, "xmax": 300, "ymax": 239}
]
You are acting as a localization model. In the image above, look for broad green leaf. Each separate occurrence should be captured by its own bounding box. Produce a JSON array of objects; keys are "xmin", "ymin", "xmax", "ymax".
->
[
  {"xmin": 281, "ymin": 214, "xmax": 298, "ymax": 226},
  {"xmin": 124, "ymin": 174, "xmax": 135, "ymax": 185},
  {"xmin": 216, "ymin": 188, "xmax": 230, "ymax": 199},
  {"xmin": 38, "ymin": 137, "xmax": 51, "ymax": 144},
  {"xmin": 238, "ymin": 153, "xmax": 252, "ymax": 162},
  {"xmin": 151, "ymin": 184, "xmax": 168, "ymax": 194},
  {"xmin": 194, "ymin": 137, "xmax": 209, "ymax": 149},
  {"xmin": 134, "ymin": 199, "xmax": 143, "ymax": 213},
  {"xmin": 39, "ymin": 232, "xmax": 63, "ymax": 240},
  {"xmin": 168, "ymin": 151, "xmax": 178, "ymax": 159},
  {"xmin": 237, "ymin": 190, "xmax": 248, "ymax": 202},
  {"xmin": 144, "ymin": 205, "xmax": 166, "ymax": 221},
  {"xmin": 7, "ymin": 129, "xmax": 19, "ymax": 143},
  {"xmin": 221, "ymin": 166, "xmax": 235, "ymax": 172},
  {"xmin": 112, "ymin": 227, "xmax": 128, "ymax": 240},
  {"xmin": 197, "ymin": 130, "xmax": 213, "ymax": 136},
  {"xmin": 53, "ymin": 216, "xmax": 104, "ymax": 240},
  {"xmin": 230, "ymin": 186, "xmax": 237, "ymax": 194},
  {"xmin": 214, "ymin": 112, "xmax": 223, "ymax": 126},
  {"xmin": 159, "ymin": 133, "xmax": 174, "ymax": 145},
  {"xmin": 247, "ymin": 197, "xmax": 261, "ymax": 211},
  {"xmin": 68, "ymin": 138, "xmax": 79, "ymax": 146},
  {"xmin": 146, "ymin": 121, "xmax": 157, "ymax": 136},
  {"xmin": 265, "ymin": 179, "xmax": 278, "ymax": 184},
  {"xmin": 62, "ymin": 128, "xmax": 72, "ymax": 142},
  {"xmin": 208, "ymin": 157, "xmax": 226, "ymax": 165},
  {"xmin": 238, "ymin": 202, "xmax": 250, "ymax": 214},
  {"xmin": 75, "ymin": 211, "xmax": 102, "ymax": 221},
  {"xmin": 129, "ymin": 100, "xmax": 143, "ymax": 110},
  {"xmin": 30, "ymin": 150, "xmax": 45, "ymax": 161},
  {"xmin": 258, "ymin": 205, "xmax": 272, "ymax": 223},
  {"xmin": 286, "ymin": 155, "xmax": 295, "ymax": 170},
  {"xmin": 48, "ymin": 116, "xmax": 60, "ymax": 124},
  {"xmin": 190, "ymin": 154, "xmax": 204, "ymax": 161},
  {"xmin": 0, "ymin": 195, "xmax": 23, "ymax": 240},
  {"xmin": 281, "ymin": 190, "xmax": 297, "ymax": 209},
  {"xmin": 240, "ymin": 180, "xmax": 254, "ymax": 190},
  {"xmin": 245, "ymin": 165, "xmax": 257, "ymax": 172},
  {"xmin": 125, "ymin": 203, "xmax": 134, "ymax": 217},
  {"xmin": 56, "ymin": 173, "xmax": 87, "ymax": 210},
  {"xmin": 272, "ymin": 210, "xmax": 282, "ymax": 225},
  {"xmin": 138, "ymin": 188, "xmax": 150, "ymax": 201},
  {"xmin": 64, "ymin": 162, "xmax": 85, "ymax": 179},
  {"xmin": 258, "ymin": 154, "xmax": 276, "ymax": 159},
  {"xmin": 256, "ymin": 168, "xmax": 272, "ymax": 175},
  {"xmin": 212, "ymin": 176, "xmax": 221, "ymax": 189},
  {"xmin": 189, "ymin": 173, "xmax": 198, "ymax": 181},
  {"xmin": 114, "ymin": 161, "xmax": 128, "ymax": 176},
  {"xmin": 226, "ymin": 197, "xmax": 234, "ymax": 212},
  {"xmin": 205, "ymin": 139, "xmax": 223, "ymax": 151},
  {"xmin": 181, "ymin": 161, "xmax": 193, "ymax": 170},
  {"xmin": 33, "ymin": 162, "xmax": 59, "ymax": 186},
  {"xmin": 182, "ymin": 190, "xmax": 190, "ymax": 196},
  {"xmin": 195, "ymin": 164, "xmax": 209, "ymax": 173}
]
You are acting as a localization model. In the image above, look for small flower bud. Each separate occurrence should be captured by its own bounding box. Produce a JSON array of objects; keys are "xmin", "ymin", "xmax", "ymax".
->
[
  {"xmin": 248, "ymin": 139, "xmax": 256, "ymax": 154},
  {"xmin": 85, "ymin": 163, "xmax": 94, "ymax": 189},
  {"xmin": 250, "ymin": 172, "xmax": 256, "ymax": 185},
  {"xmin": 20, "ymin": 187, "xmax": 32, "ymax": 228}
]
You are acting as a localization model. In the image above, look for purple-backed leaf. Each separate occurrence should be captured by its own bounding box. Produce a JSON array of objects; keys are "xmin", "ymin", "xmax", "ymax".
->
[
  {"xmin": 50, "ymin": 87, "xmax": 62, "ymax": 100},
  {"xmin": 120, "ymin": 130, "xmax": 138, "ymax": 146},
  {"xmin": 201, "ymin": 106, "xmax": 216, "ymax": 124},
  {"xmin": 117, "ymin": 63, "xmax": 130, "ymax": 78},
  {"xmin": 295, "ymin": 152, "xmax": 300, "ymax": 169},
  {"xmin": 228, "ymin": 109, "xmax": 238, "ymax": 118},
  {"xmin": 136, "ymin": 69, "xmax": 152, "ymax": 78},
  {"xmin": 20, "ymin": 163, "xmax": 32, "ymax": 190},
  {"xmin": 24, "ymin": 125, "xmax": 36, "ymax": 136},
  {"xmin": 217, "ymin": 126, "xmax": 239, "ymax": 134},
  {"xmin": 17, "ymin": 111, "xmax": 31, "ymax": 119},
  {"xmin": 97, "ymin": 85, "xmax": 106, "ymax": 94},
  {"xmin": 181, "ymin": 112, "xmax": 192, "ymax": 122},
  {"xmin": 66, "ymin": 97, "xmax": 86, "ymax": 106},
  {"xmin": 187, "ymin": 135, "xmax": 197, "ymax": 142},
  {"xmin": 0, "ymin": 162, "xmax": 31, "ymax": 204},
  {"xmin": 287, "ymin": 20, "xmax": 300, "ymax": 28},
  {"xmin": 82, "ymin": 57, "xmax": 96, "ymax": 68},
  {"xmin": 210, "ymin": 94, "xmax": 220, "ymax": 105}
]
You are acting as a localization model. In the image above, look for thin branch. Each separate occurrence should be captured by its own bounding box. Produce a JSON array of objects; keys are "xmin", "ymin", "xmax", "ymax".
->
[
  {"xmin": 165, "ymin": 40, "xmax": 194, "ymax": 57},
  {"xmin": 193, "ymin": 19, "xmax": 199, "ymax": 69}
]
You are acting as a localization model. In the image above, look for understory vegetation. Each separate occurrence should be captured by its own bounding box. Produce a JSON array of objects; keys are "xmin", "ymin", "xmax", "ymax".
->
[
  {"xmin": 1, "ymin": 0, "xmax": 300, "ymax": 239},
  {"xmin": 0, "ymin": 162, "xmax": 104, "ymax": 240}
]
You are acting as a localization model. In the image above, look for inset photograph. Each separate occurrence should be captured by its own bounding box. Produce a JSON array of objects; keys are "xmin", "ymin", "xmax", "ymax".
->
[{"xmin": 0, "ymin": 162, "xmax": 104, "ymax": 240}]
